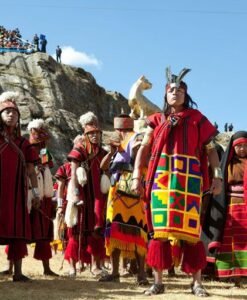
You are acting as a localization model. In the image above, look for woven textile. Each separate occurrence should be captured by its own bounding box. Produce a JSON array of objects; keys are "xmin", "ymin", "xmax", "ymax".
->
[{"xmin": 151, "ymin": 153, "xmax": 202, "ymax": 242}]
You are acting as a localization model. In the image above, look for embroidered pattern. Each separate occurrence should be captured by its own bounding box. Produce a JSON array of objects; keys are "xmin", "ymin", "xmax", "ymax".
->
[{"xmin": 151, "ymin": 153, "xmax": 202, "ymax": 242}]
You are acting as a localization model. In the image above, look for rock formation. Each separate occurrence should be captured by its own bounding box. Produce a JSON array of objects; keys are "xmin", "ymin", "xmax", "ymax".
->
[{"xmin": 0, "ymin": 52, "xmax": 129, "ymax": 168}]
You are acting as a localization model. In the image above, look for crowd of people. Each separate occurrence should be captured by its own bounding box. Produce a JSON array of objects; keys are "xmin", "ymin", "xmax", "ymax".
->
[
  {"xmin": 0, "ymin": 67, "xmax": 246, "ymax": 298},
  {"xmin": 0, "ymin": 26, "xmax": 48, "ymax": 55}
]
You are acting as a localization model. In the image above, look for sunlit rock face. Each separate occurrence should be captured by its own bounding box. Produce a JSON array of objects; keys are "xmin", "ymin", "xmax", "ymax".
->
[{"xmin": 0, "ymin": 52, "xmax": 129, "ymax": 168}]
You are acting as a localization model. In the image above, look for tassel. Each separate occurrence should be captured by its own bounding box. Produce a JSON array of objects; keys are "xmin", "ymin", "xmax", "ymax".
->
[
  {"xmin": 100, "ymin": 173, "xmax": 111, "ymax": 194},
  {"xmin": 64, "ymin": 181, "xmax": 78, "ymax": 227},
  {"xmin": 182, "ymin": 241, "xmax": 207, "ymax": 274},
  {"xmin": 76, "ymin": 166, "xmax": 87, "ymax": 187},
  {"xmin": 36, "ymin": 168, "xmax": 44, "ymax": 199},
  {"xmin": 43, "ymin": 165, "xmax": 54, "ymax": 197},
  {"xmin": 146, "ymin": 240, "xmax": 172, "ymax": 270}
]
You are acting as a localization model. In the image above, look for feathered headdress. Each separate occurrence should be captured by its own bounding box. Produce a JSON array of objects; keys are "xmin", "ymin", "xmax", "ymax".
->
[{"xmin": 165, "ymin": 67, "xmax": 191, "ymax": 92}]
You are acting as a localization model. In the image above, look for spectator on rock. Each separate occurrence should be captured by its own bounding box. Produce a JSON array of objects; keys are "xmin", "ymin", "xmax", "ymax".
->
[
  {"xmin": 40, "ymin": 36, "xmax": 47, "ymax": 53},
  {"xmin": 56, "ymin": 45, "xmax": 62, "ymax": 63},
  {"xmin": 228, "ymin": 123, "xmax": 234, "ymax": 132},
  {"xmin": 224, "ymin": 123, "xmax": 228, "ymax": 132},
  {"xmin": 33, "ymin": 34, "xmax": 39, "ymax": 52}
]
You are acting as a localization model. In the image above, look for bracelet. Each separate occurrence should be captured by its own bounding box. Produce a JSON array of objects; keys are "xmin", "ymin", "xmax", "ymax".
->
[
  {"xmin": 57, "ymin": 197, "xmax": 63, "ymax": 207},
  {"xmin": 213, "ymin": 167, "xmax": 223, "ymax": 180},
  {"xmin": 32, "ymin": 187, "xmax": 40, "ymax": 198}
]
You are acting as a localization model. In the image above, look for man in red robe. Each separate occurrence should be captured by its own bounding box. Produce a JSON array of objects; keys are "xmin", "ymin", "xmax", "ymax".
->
[
  {"xmin": 131, "ymin": 68, "xmax": 222, "ymax": 296},
  {"xmin": 0, "ymin": 91, "xmax": 40, "ymax": 281},
  {"xmin": 64, "ymin": 112, "xmax": 107, "ymax": 277},
  {"xmin": 28, "ymin": 119, "xmax": 58, "ymax": 276}
]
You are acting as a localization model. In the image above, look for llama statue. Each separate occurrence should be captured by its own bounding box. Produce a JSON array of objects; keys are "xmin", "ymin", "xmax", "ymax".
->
[{"xmin": 128, "ymin": 75, "xmax": 161, "ymax": 119}]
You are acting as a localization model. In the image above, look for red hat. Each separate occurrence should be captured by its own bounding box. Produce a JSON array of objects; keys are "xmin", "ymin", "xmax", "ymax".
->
[
  {"xmin": 0, "ymin": 100, "xmax": 20, "ymax": 114},
  {"xmin": 114, "ymin": 114, "xmax": 134, "ymax": 130},
  {"xmin": 0, "ymin": 91, "xmax": 21, "ymax": 136}
]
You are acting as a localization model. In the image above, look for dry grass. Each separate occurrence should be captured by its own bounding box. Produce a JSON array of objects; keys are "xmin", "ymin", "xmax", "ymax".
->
[{"xmin": 0, "ymin": 245, "xmax": 246, "ymax": 300}]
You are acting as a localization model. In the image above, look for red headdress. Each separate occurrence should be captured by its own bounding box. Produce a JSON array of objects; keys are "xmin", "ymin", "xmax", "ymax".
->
[
  {"xmin": 114, "ymin": 114, "xmax": 134, "ymax": 130},
  {"xmin": 0, "ymin": 91, "xmax": 21, "ymax": 136}
]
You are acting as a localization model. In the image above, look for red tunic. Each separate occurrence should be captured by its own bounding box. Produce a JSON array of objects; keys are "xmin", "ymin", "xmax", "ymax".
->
[
  {"xmin": 66, "ymin": 143, "xmax": 107, "ymax": 261},
  {"xmin": 55, "ymin": 162, "xmax": 71, "ymax": 212},
  {"xmin": 30, "ymin": 142, "xmax": 54, "ymax": 242},
  {"xmin": 68, "ymin": 144, "xmax": 107, "ymax": 231},
  {"xmin": 0, "ymin": 136, "xmax": 39, "ymax": 244}
]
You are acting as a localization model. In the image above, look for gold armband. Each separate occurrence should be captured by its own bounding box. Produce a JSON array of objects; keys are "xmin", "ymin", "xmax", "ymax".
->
[
  {"xmin": 213, "ymin": 167, "xmax": 223, "ymax": 180},
  {"xmin": 141, "ymin": 127, "xmax": 153, "ymax": 146},
  {"xmin": 205, "ymin": 140, "xmax": 216, "ymax": 151}
]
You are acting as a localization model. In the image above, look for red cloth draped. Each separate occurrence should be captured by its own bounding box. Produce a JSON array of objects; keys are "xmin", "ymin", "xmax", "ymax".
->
[
  {"xmin": 182, "ymin": 241, "xmax": 207, "ymax": 274},
  {"xmin": 8, "ymin": 240, "xmax": 28, "ymax": 260},
  {"xmin": 30, "ymin": 141, "xmax": 54, "ymax": 243},
  {"xmin": 34, "ymin": 240, "xmax": 52, "ymax": 260},
  {"xmin": 244, "ymin": 160, "xmax": 247, "ymax": 205},
  {"xmin": 67, "ymin": 143, "xmax": 107, "ymax": 260},
  {"xmin": 146, "ymin": 240, "xmax": 172, "ymax": 270},
  {"xmin": 145, "ymin": 109, "xmax": 217, "ymax": 202},
  {"xmin": 0, "ymin": 136, "xmax": 38, "ymax": 244},
  {"xmin": 68, "ymin": 144, "xmax": 107, "ymax": 230},
  {"xmin": 55, "ymin": 162, "xmax": 71, "ymax": 211}
]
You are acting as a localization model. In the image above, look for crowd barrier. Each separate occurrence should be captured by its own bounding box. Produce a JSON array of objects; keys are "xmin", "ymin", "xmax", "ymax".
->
[{"xmin": 0, "ymin": 47, "xmax": 34, "ymax": 54}]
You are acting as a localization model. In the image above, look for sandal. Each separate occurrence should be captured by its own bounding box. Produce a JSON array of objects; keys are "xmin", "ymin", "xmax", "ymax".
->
[
  {"xmin": 191, "ymin": 284, "xmax": 209, "ymax": 297},
  {"xmin": 144, "ymin": 284, "xmax": 164, "ymax": 296},
  {"xmin": 98, "ymin": 273, "xmax": 120, "ymax": 282},
  {"xmin": 91, "ymin": 269, "xmax": 108, "ymax": 278}
]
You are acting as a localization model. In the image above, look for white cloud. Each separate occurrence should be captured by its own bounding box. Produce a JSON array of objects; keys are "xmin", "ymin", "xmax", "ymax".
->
[{"xmin": 52, "ymin": 46, "xmax": 102, "ymax": 68}]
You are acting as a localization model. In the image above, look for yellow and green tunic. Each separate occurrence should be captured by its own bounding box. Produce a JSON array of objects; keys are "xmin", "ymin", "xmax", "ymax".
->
[{"xmin": 105, "ymin": 132, "xmax": 148, "ymax": 259}]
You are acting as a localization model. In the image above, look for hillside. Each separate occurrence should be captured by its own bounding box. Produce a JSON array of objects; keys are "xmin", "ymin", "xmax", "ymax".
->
[{"xmin": 0, "ymin": 52, "xmax": 129, "ymax": 167}]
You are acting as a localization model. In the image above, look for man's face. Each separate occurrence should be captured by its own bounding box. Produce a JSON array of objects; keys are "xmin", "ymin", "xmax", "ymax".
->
[
  {"xmin": 87, "ymin": 131, "xmax": 101, "ymax": 144},
  {"xmin": 1, "ymin": 108, "xmax": 19, "ymax": 127},
  {"xmin": 166, "ymin": 86, "xmax": 185, "ymax": 110}
]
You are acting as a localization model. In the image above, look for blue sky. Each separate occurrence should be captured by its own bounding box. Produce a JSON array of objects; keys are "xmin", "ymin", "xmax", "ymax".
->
[{"xmin": 1, "ymin": 0, "xmax": 246, "ymax": 132}]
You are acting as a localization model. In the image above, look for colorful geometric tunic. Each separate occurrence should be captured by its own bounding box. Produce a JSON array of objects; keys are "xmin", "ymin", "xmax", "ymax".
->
[
  {"xmin": 146, "ymin": 109, "xmax": 217, "ymax": 243},
  {"xmin": 215, "ymin": 157, "xmax": 247, "ymax": 277},
  {"xmin": 105, "ymin": 131, "xmax": 148, "ymax": 259}
]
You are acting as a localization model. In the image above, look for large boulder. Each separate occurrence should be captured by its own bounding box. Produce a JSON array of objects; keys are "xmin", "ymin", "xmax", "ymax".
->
[{"xmin": 0, "ymin": 52, "xmax": 129, "ymax": 168}]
